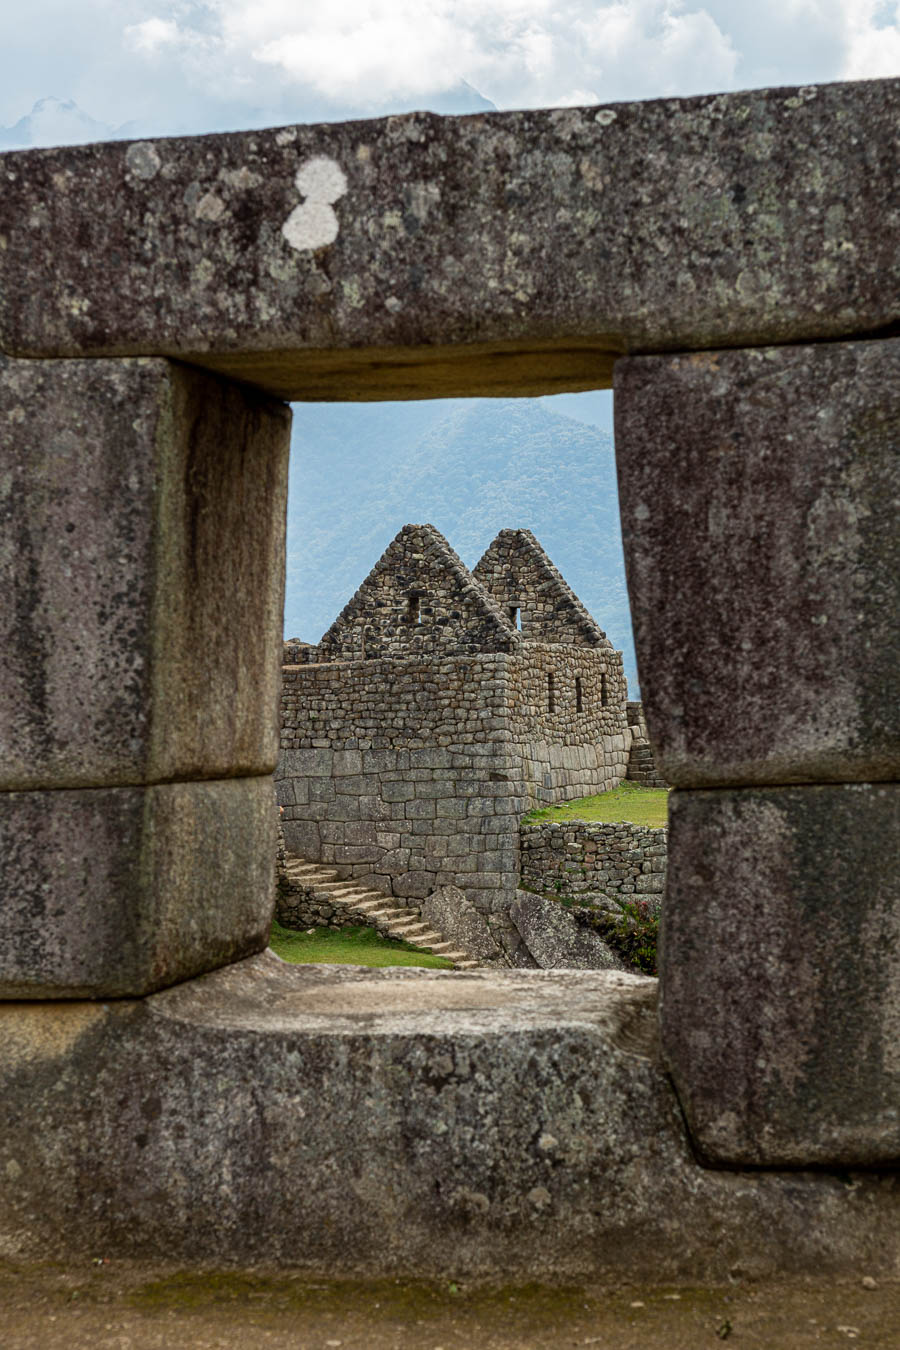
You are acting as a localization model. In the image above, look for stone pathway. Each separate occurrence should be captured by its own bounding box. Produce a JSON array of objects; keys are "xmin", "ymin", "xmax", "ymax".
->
[{"xmin": 280, "ymin": 853, "xmax": 481, "ymax": 969}]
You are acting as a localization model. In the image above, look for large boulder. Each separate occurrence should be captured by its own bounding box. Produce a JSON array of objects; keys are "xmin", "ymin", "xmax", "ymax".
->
[
  {"xmin": 421, "ymin": 887, "xmax": 502, "ymax": 963},
  {"xmin": 510, "ymin": 891, "xmax": 627, "ymax": 971}
]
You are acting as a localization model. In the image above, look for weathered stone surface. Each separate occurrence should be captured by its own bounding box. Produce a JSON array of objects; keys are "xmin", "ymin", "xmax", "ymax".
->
[
  {"xmin": 615, "ymin": 340, "xmax": 900, "ymax": 787},
  {"xmin": 0, "ymin": 776, "xmax": 275, "ymax": 997},
  {"xmin": 510, "ymin": 890, "xmax": 626, "ymax": 971},
  {"xmin": 0, "ymin": 355, "xmax": 290, "ymax": 790},
  {"xmin": 2, "ymin": 81, "xmax": 898, "ymax": 399},
  {"xmin": 0, "ymin": 955, "xmax": 898, "ymax": 1279},
  {"xmin": 421, "ymin": 886, "xmax": 502, "ymax": 962},
  {"xmin": 661, "ymin": 782, "xmax": 900, "ymax": 1166},
  {"xmin": 520, "ymin": 819, "xmax": 667, "ymax": 903}
]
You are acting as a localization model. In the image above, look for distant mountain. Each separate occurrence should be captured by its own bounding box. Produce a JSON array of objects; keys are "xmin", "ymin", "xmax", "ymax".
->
[
  {"xmin": 285, "ymin": 398, "xmax": 638, "ymax": 693},
  {"xmin": 0, "ymin": 97, "xmax": 117, "ymax": 150},
  {"xmin": 0, "ymin": 83, "xmax": 497, "ymax": 152}
]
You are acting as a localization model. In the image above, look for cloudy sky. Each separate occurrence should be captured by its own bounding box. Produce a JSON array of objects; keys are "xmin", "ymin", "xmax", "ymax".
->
[{"xmin": 2, "ymin": 1, "xmax": 899, "ymax": 141}]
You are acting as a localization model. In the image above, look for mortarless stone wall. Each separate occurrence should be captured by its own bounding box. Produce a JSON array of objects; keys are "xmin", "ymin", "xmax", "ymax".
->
[
  {"xmin": 519, "ymin": 819, "xmax": 667, "ymax": 908},
  {"xmin": 318, "ymin": 523, "xmax": 517, "ymax": 662},
  {"xmin": 508, "ymin": 644, "xmax": 630, "ymax": 805},
  {"xmin": 625, "ymin": 701, "xmax": 668, "ymax": 788},
  {"xmin": 277, "ymin": 641, "xmax": 631, "ymax": 959},
  {"xmin": 473, "ymin": 527, "xmax": 610, "ymax": 648},
  {"xmin": 277, "ymin": 652, "xmax": 525, "ymax": 953}
]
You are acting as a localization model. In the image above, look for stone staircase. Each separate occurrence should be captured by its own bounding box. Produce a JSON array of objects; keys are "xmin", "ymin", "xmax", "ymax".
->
[{"xmin": 279, "ymin": 853, "xmax": 481, "ymax": 969}]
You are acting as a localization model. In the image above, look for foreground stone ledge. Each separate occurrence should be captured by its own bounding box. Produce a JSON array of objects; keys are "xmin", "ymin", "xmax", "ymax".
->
[
  {"xmin": 615, "ymin": 339, "xmax": 900, "ymax": 788},
  {"xmin": 0, "ymin": 955, "xmax": 897, "ymax": 1279},
  {"xmin": 0, "ymin": 776, "xmax": 276, "ymax": 998},
  {"xmin": 1, "ymin": 79, "xmax": 898, "ymax": 399},
  {"xmin": 0, "ymin": 355, "xmax": 290, "ymax": 790},
  {"xmin": 661, "ymin": 782, "xmax": 900, "ymax": 1167}
]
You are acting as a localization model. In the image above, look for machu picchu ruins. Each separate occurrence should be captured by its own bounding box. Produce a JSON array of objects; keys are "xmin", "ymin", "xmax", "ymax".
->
[{"xmin": 0, "ymin": 76, "xmax": 897, "ymax": 1302}]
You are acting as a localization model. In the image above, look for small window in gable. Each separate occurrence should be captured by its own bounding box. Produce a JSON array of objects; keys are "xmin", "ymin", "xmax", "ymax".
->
[
  {"xmin": 575, "ymin": 676, "xmax": 583, "ymax": 713},
  {"xmin": 547, "ymin": 671, "xmax": 555, "ymax": 713},
  {"xmin": 600, "ymin": 671, "xmax": 608, "ymax": 707},
  {"xmin": 509, "ymin": 605, "xmax": 522, "ymax": 631},
  {"xmin": 407, "ymin": 594, "xmax": 421, "ymax": 624}
]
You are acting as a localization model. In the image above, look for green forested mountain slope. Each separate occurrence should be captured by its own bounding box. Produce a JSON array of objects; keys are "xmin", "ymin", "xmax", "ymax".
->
[{"xmin": 285, "ymin": 396, "xmax": 638, "ymax": 691}]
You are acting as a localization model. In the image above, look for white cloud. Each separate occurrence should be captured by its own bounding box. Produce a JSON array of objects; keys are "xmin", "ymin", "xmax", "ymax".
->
[
  {"xmin": 124, "ymin": 18, "xmax": 182, "ymax": 55},
  {"xmin": 1, "ymin": 1, "xmax": 898, "ymax": 140}
]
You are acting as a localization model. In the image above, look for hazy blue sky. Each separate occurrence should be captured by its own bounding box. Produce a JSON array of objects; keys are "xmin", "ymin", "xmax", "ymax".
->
[{"xmin": 2, "ymin": 2, "xmax": 898, "ymax": 139}]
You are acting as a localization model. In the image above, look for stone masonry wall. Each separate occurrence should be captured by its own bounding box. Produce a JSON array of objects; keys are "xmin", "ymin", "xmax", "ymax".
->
[
  {"xmin": 277, "ymin": 653, "xmax": 524, "ymax": 953},
  {"xmin": 473, "ymin": 528, "xmax": 610, "ymax": 648},
  {"xmin": 625, "ymin": 701, "xmax": 668, "ymax": 788},
  {"xmin": 508, "ymin": 645, "xmax": 631, "ymax": 805},
  {"xmin": 519, "ymin": 819, "xmax": 667, "ymax": 908},
  {"xmin": 318, "ymin": 523, "xmax": 517, "ymax": 662}
]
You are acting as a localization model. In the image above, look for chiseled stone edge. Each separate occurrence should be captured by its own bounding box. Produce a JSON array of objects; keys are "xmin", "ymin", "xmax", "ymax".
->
[
  {"xmin": 0, "ymin": 955, "xmax": 898, "ymax": 1279},
  {"xmin": 1, "ymin": 79, "xmax": 898, "ymax": 398}
]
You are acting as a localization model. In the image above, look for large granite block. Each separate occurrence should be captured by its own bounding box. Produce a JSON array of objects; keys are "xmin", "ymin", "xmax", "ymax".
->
[
  {"xmin": 615, "ymin": 339, "xmax": 900, "ymax": 787},
  {"xmin": 0, "ymin": 956, "xmax": 898, "ymax": 1277},
  {"xmin": 1, "ymin": 80, "xmax": 898, "ymax": 399},
  {"xmin": 0, "ymin": 776, "xmax": 276, "ymax": 998},
  {"xmin": 0, "ymin": 356, "xmax": 290, "ymax": 789},
  {"xmin": 660, "ymin": 782, "xmax": 900, "ymax": 1166}
]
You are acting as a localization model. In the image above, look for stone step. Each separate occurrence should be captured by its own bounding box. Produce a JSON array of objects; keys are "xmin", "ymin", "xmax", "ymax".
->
[
  {"xmin": 281, "ymin": 850, "xmax": 483, "ymax": 970},
  {"xmin": 385, "ymin": 918, "xmax": 431, "ymax": 939},
  {"xmin": 403, "ymin": 931, "xmax": 446, "ymax": 948},
  {"xmin": 348, "ymin": 897, "xmax": 393, "ymax": 914},
  {"xmin": 366, "ymin": 908, "xmax": 412, "ymax": 924}
]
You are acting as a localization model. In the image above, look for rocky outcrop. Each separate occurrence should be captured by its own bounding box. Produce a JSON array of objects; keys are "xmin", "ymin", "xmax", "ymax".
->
[{"xmin": 509, "ymin": 890, "xmax": 627, "ymax": 972}]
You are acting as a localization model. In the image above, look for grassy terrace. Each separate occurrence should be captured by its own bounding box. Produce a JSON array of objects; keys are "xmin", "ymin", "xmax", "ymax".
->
[
  {"xmin": 523, "ymin": 781, "xmax": 669, "ymax": 829},
  {"xmin": 269, "ymin": 920, "xmax": 453, "ymax": 970}
]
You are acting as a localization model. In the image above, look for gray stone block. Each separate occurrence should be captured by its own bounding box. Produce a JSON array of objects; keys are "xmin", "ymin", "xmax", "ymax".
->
[
  {"xmin": 334, "ymin": 845, "xmax": 382, "ymax": 865},
  {"xmin": 421, "ymin": 887, "xmax": 502, "ymax": 962},
  {"xmin": 661, "ymin": 782, "xmax": 900, "ymax": 1166},
  {"xmin": 0, "ymin": 776, "xmax": 275, "ymax": 998},
  {"xmin": 510, "ymin": 891, "xmax": 627, "ymax": 972},
  {"xmin": 2, "ymin": 83, "xmax": 898, "ymax": 399},
  {"xmin": 2, "ymin": 955, "xmax": 898, "ymax": 1277},
  {"xmin": 281, "ymin": 749, "xmax": 333, "ymax": 778},
  {"xmin": 393, "ymin": 871, "xmax": 433, "ymax": 899},
  {"xmin": 282, "ymin": 819, "xmax": 321, "ymax": 858},
  {"xmin": 332, "ymin": 750, "xmax": 363, "ymax": 776},
  {"xmin": 615, "ymin": 340, "xmax": 900, "ymax": 787},
  {"xmin": 0, "ymin": 355, "xmax": 290, "ymax": 790}
]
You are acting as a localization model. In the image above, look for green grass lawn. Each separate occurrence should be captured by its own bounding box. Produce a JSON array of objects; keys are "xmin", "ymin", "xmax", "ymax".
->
[
  {"xmin": 268, "ymin": 919, "xmax": 453, "ymax": 969},
  {"xmin": 523, "ymin": 781, "xmax": 669, "ymax": 829}
]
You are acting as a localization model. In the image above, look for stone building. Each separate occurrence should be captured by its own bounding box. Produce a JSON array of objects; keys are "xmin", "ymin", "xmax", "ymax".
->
[{"xmin": 276, "ymin": 524, "xmax": 631, "ymax": 957}]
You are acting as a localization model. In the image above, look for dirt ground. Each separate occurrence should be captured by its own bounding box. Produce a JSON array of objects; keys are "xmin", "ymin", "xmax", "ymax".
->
[{"xmin": 1, "ymin": 1260, "xmax": 897, "ymax": 1349}]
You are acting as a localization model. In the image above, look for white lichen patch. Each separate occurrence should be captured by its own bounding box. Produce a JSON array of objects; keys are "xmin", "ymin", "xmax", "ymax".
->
[
  {"xmin": 594, "ymin": 109, "xmax": 617, "ymax": 127},
  {"xmin": 125, "ymin": 142, "xmax": 162, "ymax": 181},
  {"xmin": 282, "ymin": 156, "xmax": 348, "ymax": 252},
  {"xmin": 275, "ymin": 127, "xmax": 297, "ymax": 146}
]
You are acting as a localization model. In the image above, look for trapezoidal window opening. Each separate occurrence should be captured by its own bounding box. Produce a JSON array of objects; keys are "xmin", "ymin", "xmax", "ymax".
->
[
  {"xmin": 547, "ymin": 671, "xmax": 555, "ymax": 713},
  {"xmin": 509, "ymin": 605, "xmax": 522, "ymax": 631},
  {"xmin": 407, "ymin": 593, "xmax": 421, "ymax": 624},
  {"xmin": 575, "ymin": 675, "xmax": 583, "ymax": 713},
  {"xmin": 600, "ymin": 670, "xmax": 608, "ymax": 707}
]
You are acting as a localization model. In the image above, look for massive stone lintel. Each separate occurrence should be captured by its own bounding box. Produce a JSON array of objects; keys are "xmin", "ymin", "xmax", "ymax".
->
[
  {"xmin": 0, "ymin": 777, "xmax": 276, "ymax": 998},
  {"xmin": 0, "ymin": 355, "xmax": 290, "ymax": 790},
  {"xmin": 0, "ymin": 956, "xmax": 897, "ymax": 1276},
  {"xmin": 1, "ymin": 80, "xmax": 898, "ymax": 400},
  {"xmin": 661, "ymin": 782, "xmax": 900, "ymax": 1167},
  {"xmin": 615, "ymin": 339, "xmax": 900, "ymax": 788}
]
